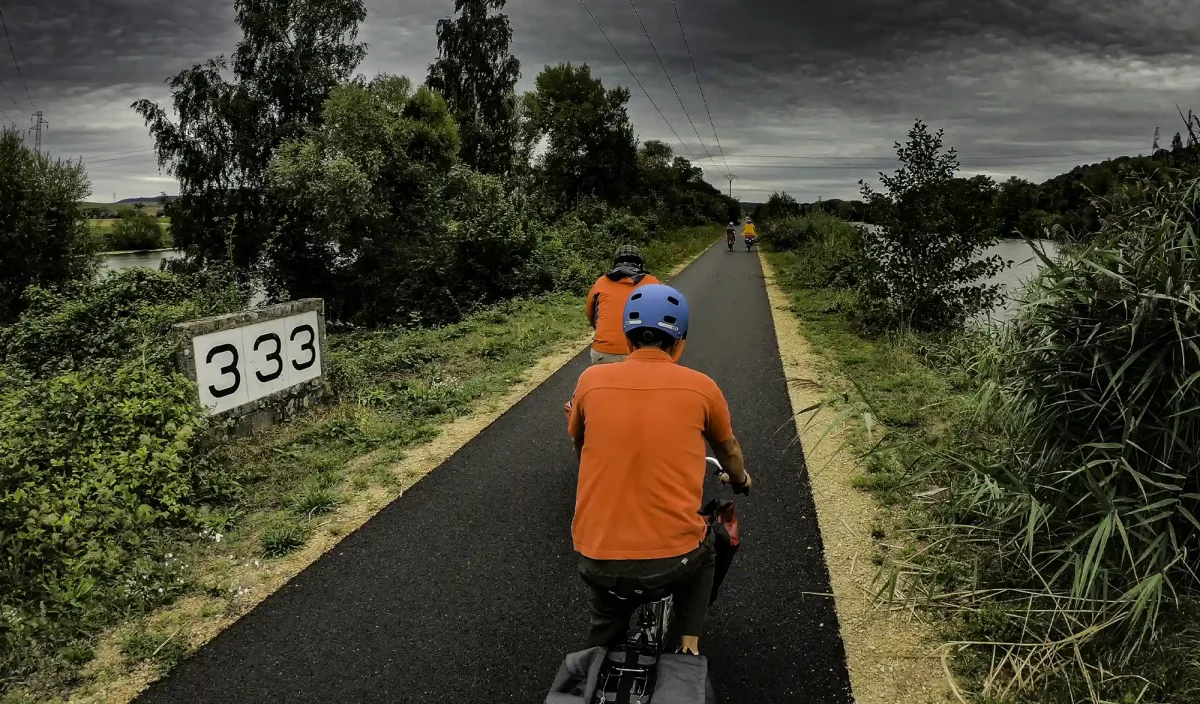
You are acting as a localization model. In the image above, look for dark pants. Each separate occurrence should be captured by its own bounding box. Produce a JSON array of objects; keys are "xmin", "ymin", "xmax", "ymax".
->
[{"xmin": 578, "ymin": 532, "xmax": 717, "ymax": 649}]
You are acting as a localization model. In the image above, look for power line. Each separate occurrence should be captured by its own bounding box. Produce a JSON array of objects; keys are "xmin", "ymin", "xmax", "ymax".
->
[
  {"xmin": 0, "ymin": 8, "xmax": 33, "ymax": 108},
  {"xmin": 626, "ymin": 0, "xmax": 714, "ymax": 164},
  {"xmin": 725, "ymin": 148, "xmax": 1150, "ymax": 161},
  {"xmin": 85, "ymin": 156, "xmax": 162, "ymax": 169},
  {"xmin": 85, "ymin": 152, "xmax": 161, "ymax": 166},
  {"xmin": 85, "ymin": 148, "xmax": 156, "ymax": 160},
  {"xmin": 669, "ymin": 0, "xmax": 729, "ymax": 175},
  {"xmin": 0, "ymin": 72, "xmax": 19, "ymax": 114},
  {"xmin": 577, "ymin": 0, "xmax": 697, "ymax": 162},
  {"xmin": 716, "ymin": 156, "xmax": 1155, "ymax": 172}
]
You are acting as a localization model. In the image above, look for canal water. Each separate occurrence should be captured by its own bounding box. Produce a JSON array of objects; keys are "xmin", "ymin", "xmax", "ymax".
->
[{"xmin": 100, "ymin": 249, "xmax": 183, "ymax": 274}]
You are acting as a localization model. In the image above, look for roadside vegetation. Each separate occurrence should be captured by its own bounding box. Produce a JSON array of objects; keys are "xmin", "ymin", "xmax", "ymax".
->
[
  {"xmin": 0, "ymin": 0, "xmax": 731, "ymax": 698},
  {"xmin": 762, "ymin": 119, "xmax": 1200, "ymax": 702}
]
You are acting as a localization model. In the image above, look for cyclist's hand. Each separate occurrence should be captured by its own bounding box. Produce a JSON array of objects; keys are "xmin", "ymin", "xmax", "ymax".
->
[{"xmin": 720, "ymin": 471, "xmax": 752, "ymax": 495}]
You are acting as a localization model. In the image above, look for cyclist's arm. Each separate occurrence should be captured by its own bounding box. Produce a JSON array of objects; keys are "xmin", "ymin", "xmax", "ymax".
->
[
  {"xmin": 708, "ymin": 435, "xmax": 749, "ymax": 487},
  {"xmin": 567, "ymin": 394, "xmax": 585, "ymax": 460},
  {"xmin": 703, "ymin": 383, "xmax": 750, "ymax": 487},
  {"xmin": 586, "ymin": 286, "xmax": 600, "ymax": 329}
]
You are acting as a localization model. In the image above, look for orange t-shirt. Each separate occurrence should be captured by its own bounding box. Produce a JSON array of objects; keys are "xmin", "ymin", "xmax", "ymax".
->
[
  {"xmin": 566, "ymin": 348, "xmax": 736, "ymax": 560},
  {"xmin": 587, "ymin": 273, "xmax": 661, "ymax": 355}
]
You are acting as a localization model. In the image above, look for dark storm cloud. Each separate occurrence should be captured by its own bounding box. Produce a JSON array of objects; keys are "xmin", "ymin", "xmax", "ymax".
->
[{"xmin": 3, "ymin": 0, "xmax": 1198, "ymax": 200}]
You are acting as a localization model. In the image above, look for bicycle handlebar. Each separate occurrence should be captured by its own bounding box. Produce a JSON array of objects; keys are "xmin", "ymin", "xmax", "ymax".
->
[{"xmin": 705, "ymin": 456, "xmax": 751, "ymax": 496}]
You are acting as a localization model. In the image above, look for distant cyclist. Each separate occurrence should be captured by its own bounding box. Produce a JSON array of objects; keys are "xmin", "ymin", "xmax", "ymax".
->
[
  {"xmin": 726, "ymin": 222, "xmax": 736, "ymax": 250},
  {"xmin": 565, "ymin": 284, "xmax": 752, "ymax": 655},
  {"xmin": 742, "ymin": 217, "xmax": 757, "ymax": 239},
  {"xmin": 585, "ymin": 245, "xmax": 660, "ymax": 365}
]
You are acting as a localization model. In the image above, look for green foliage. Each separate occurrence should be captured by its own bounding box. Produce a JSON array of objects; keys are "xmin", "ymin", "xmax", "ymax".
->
[
  {"xmin": 761, "ymin": 213, "xmax": 861, "ymax": 289},
  {"xmin": 522, "ymin": 63, "xmax": 638, "ymax": 214},
  {"xmin": 0, "ymin": 361, "xmax": 236, "ymax": 683},
  {"xmin": 753, "ymin": 192, "xmax": 801, "ymax": 222},
  {"xmin": 106, "ymin": 211, "xmax": 165, "ymax": 251},
  {"xmin": 0, "ymin": 268, "xmax": 244, "ymax": 378},
  {"xmin": 132, "ymin": 0, "xmax": 367, "ymax": 272},
  {"xmin": 856, "ymin": 120, "xmax": 1009, "ymax": 332},
  {"xmin": 267, "ymin": 75, "xmax": 504, "ymax": 326},
  {"xmin": 631, "ymin": 140, "xmax": 738, "ymax": 228},
  {"xmin": 0, "ymin": 127, "xmax": 96, "ymax": 326},
  {"xmin": 426, "ymin": 0, "xmax": 520, "ymax": 176},
  {"xmin": 941, "ymin": 176, "xmax": 1200, "ymax": 646},
  {"xmin": 260, "ymin": 520, "xmax": 309, "ymax": 557}
]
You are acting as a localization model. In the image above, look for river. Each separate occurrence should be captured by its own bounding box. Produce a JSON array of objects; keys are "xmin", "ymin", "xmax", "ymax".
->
[{"xmin": 100, "ymin": 249, "xmax": 183, "ymax": 274}]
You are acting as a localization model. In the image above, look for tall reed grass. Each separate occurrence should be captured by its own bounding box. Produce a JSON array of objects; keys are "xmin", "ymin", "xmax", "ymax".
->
[{"xmin": 880, "ymin": 176, "xmax": 1200, "ymax": 700}]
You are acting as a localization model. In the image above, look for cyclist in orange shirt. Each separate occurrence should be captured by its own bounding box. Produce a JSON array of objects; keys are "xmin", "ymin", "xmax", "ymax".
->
[
  {"xmin": 565, "ymin": 284, "xmax": 752, "ymax": 655},
  {"xmin": 585, "ymin": 245, "xmax": 660, "ymax": 365}
]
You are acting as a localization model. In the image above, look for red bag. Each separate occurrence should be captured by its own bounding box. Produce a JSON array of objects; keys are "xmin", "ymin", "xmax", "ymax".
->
[{"xmin": 699, "ymin": 498, "xmax": 740, "ymax": 605}]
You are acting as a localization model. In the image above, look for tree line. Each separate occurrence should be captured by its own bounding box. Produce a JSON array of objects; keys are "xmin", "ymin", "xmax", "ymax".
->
[
  {"xmin": 758, "ymin": 114, "xmax": 1200, "ymax": 242},
  {"xmin": 127, "ymin": 0, "xmax": 736, "ymax": 327}
]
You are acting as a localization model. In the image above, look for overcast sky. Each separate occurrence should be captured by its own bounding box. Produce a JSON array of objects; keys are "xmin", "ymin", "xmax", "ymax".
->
[{"xmin": 2, "ymin": 0, "xmax": 1198, "ymax": 202}]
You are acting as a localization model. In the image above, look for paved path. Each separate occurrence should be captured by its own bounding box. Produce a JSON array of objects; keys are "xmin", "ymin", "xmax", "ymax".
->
[{"xmin": 137, "ymin": 242, "xmax": 854, "ymax": 703}]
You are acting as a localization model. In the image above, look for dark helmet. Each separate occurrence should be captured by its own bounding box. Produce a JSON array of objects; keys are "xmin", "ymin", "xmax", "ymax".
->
[{"xmin": 613, "ymin": 244, "xmax": 644, "ymax": 267}]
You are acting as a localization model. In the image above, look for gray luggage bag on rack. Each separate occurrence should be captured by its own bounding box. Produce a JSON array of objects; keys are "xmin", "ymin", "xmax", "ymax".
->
[{"xmin": 545, "ymin": 647, "xmax": 716, "ymax": 703}]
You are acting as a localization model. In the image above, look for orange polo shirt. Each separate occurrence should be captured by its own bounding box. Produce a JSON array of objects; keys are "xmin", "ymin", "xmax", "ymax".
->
[
  {"xmin": 566, "ymin": 348, "xmax": 736, "ymax": 560},
  {"xmin": 587, "ymin": 273, "xmax": 661, "ymax": 355}
]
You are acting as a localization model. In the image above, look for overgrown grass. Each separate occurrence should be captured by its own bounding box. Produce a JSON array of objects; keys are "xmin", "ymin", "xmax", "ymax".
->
[
  {"xmin": 1, "ymin": 225, "xmax": 718, "ymax": 702},
  {"xmin": 766, "ymin": 183, "xmax": 1200, "ymax": 702}
]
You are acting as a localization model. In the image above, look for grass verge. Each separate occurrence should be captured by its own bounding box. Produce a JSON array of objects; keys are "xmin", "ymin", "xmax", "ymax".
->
[
  {"xmin": 2, "ymin": 225, "xmax": 718, "ymax": 704},
  {"xmin": 761, "ymin": 251, "xmax": 951, "ymax": 704}
]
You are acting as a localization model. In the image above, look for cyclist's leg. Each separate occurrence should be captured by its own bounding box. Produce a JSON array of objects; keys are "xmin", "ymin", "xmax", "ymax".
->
[
  {"xmin": 668, "ymin": 535, "xmax": 717, "ymax": 654},
  {"xmin": 578, "ymin": 568, "xmax": 637, "ymax": 647}
]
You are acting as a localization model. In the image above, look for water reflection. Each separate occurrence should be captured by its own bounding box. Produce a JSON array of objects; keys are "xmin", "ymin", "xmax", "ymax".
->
[{"xmin": 100, "ymin": 249, "xmax": 183, "ymax": 274}]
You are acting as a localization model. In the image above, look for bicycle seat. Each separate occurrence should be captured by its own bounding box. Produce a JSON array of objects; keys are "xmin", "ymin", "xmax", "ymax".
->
[{"xmin": 605, "ymin": 579, "xmax": 673, "ymax": 605}]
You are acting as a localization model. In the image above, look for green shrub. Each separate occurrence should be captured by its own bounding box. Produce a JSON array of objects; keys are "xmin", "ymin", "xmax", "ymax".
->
[
  {"xmin": 0, "ymin": 361, "xmax": 237, "ymax": 682},
  {"xmin": 0, "ymin": 267, "xmax": 244, "ymax": 378},
  {"xmin": 0, "ymin": 127, "xmax": 97, "ymax": 326},
  {"xmin": 855, "ymin": 120, "xmax": 1008, "ymax": 332},
  {"xmin": 761, "ymin": 213, "xmax": 861, "ymax": 289},
  {"xmin": 105, "ymin": 212, "xmax": 164, "ymax": 251}
]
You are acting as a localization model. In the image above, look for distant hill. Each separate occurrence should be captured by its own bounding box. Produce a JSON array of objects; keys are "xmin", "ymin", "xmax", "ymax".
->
[{"xmin": 116, "ymin": 195, "xmax": 179, "ymax": 205}]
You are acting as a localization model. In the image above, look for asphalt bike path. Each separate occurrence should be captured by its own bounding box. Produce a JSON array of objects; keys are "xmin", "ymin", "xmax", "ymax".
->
[{"xmin": 136, "ymin": 242, "xmax": 854, "ymax": 703}]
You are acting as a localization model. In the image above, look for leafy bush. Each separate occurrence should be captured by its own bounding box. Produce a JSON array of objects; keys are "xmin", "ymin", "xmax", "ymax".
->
[
  {"xmin": 265, "ymin": 74, "xmax": 462, "ymax": 325},
  {"xmin": 105, "ymin": 212, "xmax": 164, "ymax": 251},
  {"xmin": 856, "ymin": 120, "xmax": 1009, "ymax": 332},
  {"xmin": 898, "ymin": 175, "xmax": 1200, "ymax": 695},
  {"xmin": 0, "ymin": 267, "xmax": 244, "ymax": 378},
  {"xmin": 0, "ymin": 361, "xmax": 237, "ymax": 682},
  {"xmin": 0, "ymin": 127, "xmax": 96, "ymax": 326},
  {"xmin": 753, "ymin": 192, "xmax": 802, "ymax": 222}
]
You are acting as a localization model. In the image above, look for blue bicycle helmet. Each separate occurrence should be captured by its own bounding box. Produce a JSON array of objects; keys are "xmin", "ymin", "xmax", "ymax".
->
[{"xmin": 623, "ymin": 284, "xmax": 690, "ymax": 341}]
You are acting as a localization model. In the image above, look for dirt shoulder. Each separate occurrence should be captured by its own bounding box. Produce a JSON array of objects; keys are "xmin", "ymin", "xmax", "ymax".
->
[{"xmin": 759, "ymin": 253, "xmax": 951, "ymax": 704}]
